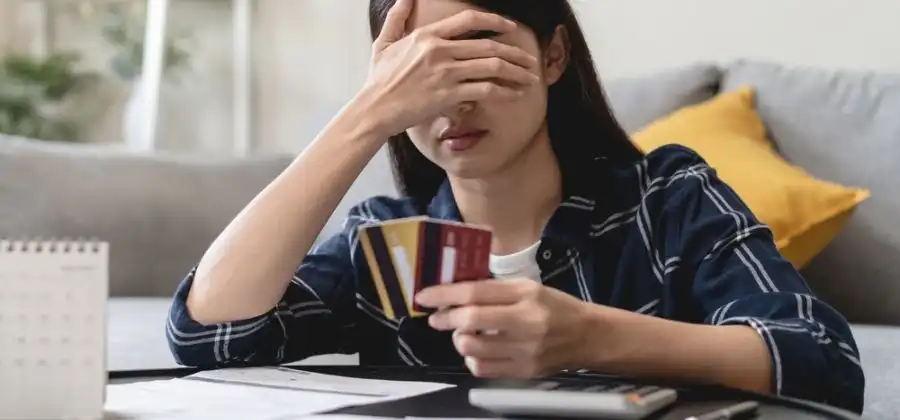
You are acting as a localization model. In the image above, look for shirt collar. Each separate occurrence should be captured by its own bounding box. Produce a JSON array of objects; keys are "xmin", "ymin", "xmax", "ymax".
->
[
  {"xmin": 427, "ymin": 179, "xmax": 462, "ymax": 221},
  {"xmin": 425, "ymin": 162, "xmax": 606, "ymax": 249}
]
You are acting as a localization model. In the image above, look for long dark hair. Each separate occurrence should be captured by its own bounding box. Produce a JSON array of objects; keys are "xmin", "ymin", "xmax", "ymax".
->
[{"xmin": 369, "ymin": 0, "xmax": 644, "ymax": 210}]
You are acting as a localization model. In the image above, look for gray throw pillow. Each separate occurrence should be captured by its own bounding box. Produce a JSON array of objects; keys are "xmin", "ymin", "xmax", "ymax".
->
[
  {"xmin": 604, "ymin": 63, "xmax": 723, "ymax": 133},
  {"xmin": 721, "ymin": 60, "xmax": 900, "ymax": 325}
]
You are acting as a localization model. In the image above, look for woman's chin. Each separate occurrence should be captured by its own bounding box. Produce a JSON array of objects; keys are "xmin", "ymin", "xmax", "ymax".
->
[{"xmin": 440, "ymin": 156, "xmax": 504, "ymax": 181}]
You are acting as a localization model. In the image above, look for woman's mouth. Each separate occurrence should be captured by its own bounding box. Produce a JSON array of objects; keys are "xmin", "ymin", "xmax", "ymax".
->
[{"xmin": 439, "ymin": 128, "xmax": 489, "ymax": 152}]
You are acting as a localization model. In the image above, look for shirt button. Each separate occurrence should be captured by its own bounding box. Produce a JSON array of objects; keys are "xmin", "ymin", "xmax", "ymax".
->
[{"xmin": 542, "ymin": 250, "xmax": 553, "ymax": 260}]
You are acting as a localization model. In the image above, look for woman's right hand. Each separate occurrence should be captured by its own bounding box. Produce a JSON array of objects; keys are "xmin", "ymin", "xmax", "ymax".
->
[{"xmin": 357, "ymin": 0, "xmax": 541, "ymax": 138}]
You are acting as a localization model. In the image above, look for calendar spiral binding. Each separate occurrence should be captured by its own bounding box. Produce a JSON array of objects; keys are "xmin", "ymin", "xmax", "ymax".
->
[{"xmin": 0, "ymin": 238, "xmax": 108, "ymax": 254}]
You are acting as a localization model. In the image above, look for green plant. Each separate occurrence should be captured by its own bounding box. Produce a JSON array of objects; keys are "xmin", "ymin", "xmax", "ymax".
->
[
  {"xmin": 88, "ymin": 1, "xmax": 191, "ymax": 82},
  {"xmin": 0, "ymin": 51, "xmax": 97, "ymax": 141}
]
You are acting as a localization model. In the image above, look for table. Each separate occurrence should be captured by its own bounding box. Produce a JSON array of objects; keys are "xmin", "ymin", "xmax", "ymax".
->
[{"xmin": 110, "ymin": 366, "xmax": 862, "ymax": 419}]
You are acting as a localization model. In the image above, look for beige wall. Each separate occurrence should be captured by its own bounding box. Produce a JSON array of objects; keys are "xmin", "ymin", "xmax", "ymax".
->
[{"xmin": 254, "ymin": 0, "xmax": 372, "ymax": 154}]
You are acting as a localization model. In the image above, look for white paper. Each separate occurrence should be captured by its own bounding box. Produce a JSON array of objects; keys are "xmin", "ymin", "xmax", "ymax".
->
[{"xmin": 104, "ymin": 367, "xmax": 454, "ymax": 420}]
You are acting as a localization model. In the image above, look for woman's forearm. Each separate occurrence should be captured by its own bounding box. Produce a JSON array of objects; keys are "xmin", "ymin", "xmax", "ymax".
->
[
  {"xmin": 186, "ymin": 95, "xmax": 387, "ymax": 325},
  {"xmin": 575, "ymin": 304, "xmax": 773, "ymax": 394}
]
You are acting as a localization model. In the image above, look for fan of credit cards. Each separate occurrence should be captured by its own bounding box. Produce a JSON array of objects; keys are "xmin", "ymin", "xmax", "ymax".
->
[{"xmin": 358, "ymin": 216, "xmax": 492, "ymax": 320}]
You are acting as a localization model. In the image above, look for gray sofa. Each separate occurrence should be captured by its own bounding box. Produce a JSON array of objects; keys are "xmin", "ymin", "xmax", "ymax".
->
[
  {"xmin": 0, "ymin": 138, "xmax": 359, "ymax": 369},
  {"xmin": 2, "ymin": 59, "xmax": 897, "ymax": 418}
]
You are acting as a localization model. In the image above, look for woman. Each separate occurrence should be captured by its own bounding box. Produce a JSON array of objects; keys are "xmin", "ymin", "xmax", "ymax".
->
[{"xmin": 166, "ymin": 0, "xmax": 864, "ymax": 413}]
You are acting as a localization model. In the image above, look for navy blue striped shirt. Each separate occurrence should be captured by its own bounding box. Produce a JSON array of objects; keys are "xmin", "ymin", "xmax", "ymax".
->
[{"xmin": 166, "ymin": 145, "xmax": 864, "ymax": 413}]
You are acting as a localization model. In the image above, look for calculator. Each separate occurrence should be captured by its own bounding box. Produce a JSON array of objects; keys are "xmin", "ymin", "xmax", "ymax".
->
[{"xmin": 468, "ymin": 380, "xmax": 679, "ymax": 419}]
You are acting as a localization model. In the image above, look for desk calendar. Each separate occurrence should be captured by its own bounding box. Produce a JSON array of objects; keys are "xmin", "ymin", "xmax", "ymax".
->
[{"xmin": 0, "ymin": 239, "xmax": 109, "ymax": 420}]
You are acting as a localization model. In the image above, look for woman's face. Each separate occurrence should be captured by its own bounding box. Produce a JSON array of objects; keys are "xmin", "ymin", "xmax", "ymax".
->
[{"xmin": 404, "ymin": 0, "xmax": 567, "ymax": 179}]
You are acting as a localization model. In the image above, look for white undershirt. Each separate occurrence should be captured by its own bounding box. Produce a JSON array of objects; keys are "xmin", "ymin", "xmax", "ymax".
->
[{"xmin": 489, "ymin": 241, "xmax": 542, "ymax": 281}]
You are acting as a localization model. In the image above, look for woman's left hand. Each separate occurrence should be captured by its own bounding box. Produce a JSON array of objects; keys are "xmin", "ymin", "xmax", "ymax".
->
[{"xmin": 415, "ymin": 279, "xmax": 593, "ymax": 378}]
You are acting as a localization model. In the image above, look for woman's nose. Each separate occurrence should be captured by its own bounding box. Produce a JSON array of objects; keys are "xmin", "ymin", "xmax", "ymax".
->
[
  {"xmin": 456, "ymin": 102, "xmax": 476, "ymax": 114},
  {"xmin": 441, "ymin": 101, "xmax": 476, "ymax": 119}
]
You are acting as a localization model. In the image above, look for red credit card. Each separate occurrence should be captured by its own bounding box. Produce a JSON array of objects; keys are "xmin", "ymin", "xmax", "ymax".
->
[{"xmin": 357, "ymin": 217, "xmax": 492, "ymax": 320}]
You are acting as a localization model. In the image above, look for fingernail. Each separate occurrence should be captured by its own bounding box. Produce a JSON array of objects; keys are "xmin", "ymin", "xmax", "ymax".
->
[{"xmin": 415, "ymin": 290, "xmax": 431, "ymax": 305}]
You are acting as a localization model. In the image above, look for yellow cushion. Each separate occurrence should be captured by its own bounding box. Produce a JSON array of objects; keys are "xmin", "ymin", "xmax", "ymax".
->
[{"xmin": 631, "ymin": 87, "xmax": 870, "ymax": 269}]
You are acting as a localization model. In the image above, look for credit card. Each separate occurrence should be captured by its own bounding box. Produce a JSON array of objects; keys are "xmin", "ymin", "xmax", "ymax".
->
[{"xmin": 357, "ymin": 217, "xmax": 492, "ymax": 320}]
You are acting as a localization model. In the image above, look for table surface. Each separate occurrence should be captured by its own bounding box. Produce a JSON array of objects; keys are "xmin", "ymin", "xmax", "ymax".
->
[{"xmin": 109, "ymin": 365, "xmax": 861, "ymax": 420}]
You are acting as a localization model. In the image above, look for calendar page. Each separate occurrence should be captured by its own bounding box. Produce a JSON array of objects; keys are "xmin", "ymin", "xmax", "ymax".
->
[{"xmin": 0, "ymin": 239, "xmax": 109, "ymax": 420}]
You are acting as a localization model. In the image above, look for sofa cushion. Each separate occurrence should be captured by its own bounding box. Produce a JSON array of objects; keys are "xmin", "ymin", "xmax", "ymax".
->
[
  {"xmin": 632, "ymin": 87, "xmax": 870, "ymax": 269},
  {"xmin": 605, "ymin": 63, "xmax": 722, "ymax": 133},
  {"xmin": 850, "ymin": 324, "xmax": 900, "ymax": 419},
  {"xmin": 0, "ymin": 135, "xmax": 294, "ymax": 297},
  {"xmin": 721, "ymin": 60, "xmax": 900, "ymax": 325}
]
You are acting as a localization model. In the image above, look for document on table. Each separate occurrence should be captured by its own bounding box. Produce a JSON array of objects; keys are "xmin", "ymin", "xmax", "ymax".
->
[{"xmin": 104, "ymin": 367, "xmax": 454, "ymax": 420}]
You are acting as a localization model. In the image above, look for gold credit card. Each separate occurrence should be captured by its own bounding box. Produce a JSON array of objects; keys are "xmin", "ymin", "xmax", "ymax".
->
[{"xmin": 357, "ymin": 217, "xmax": 492, "ymax": 320}]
